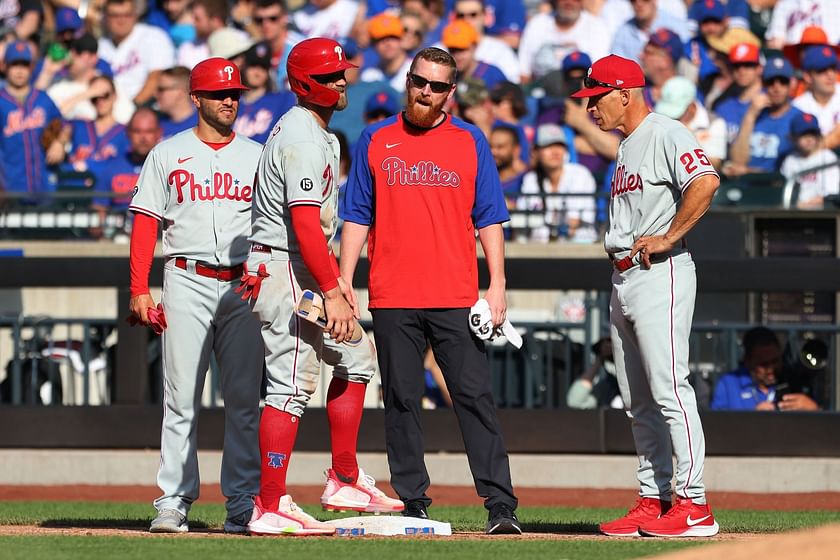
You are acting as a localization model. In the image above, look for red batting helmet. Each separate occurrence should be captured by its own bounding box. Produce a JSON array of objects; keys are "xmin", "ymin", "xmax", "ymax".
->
[
  {"xmin": 190, "ymin": 57, "xmax": 249, "ymax": 93},
  {"xmin": 287, "ymin": 38, "xmax": 357, "ymax": 107}
]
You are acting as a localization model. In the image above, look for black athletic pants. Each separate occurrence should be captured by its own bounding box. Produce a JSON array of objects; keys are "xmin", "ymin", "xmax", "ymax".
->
[{"xmin": 371, "ymin": 308, "xmax": 518, "ymax": 511}]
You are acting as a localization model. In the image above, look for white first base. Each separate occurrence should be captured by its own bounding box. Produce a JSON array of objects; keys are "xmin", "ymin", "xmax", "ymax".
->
[{"xmin": 324, "ymin": 515, "xmax": 452, "ymax": 537}]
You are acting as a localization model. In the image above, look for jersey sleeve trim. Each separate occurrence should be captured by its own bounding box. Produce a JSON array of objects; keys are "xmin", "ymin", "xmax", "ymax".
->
[
  {"xmin": 680, "ymin": 170, "xmax": 719, "ymax": 193},
  {"xmin": 288, "ymin": 199, "xmax": 323, "ymax": 207},
  {"xmin": 129, "ymin": 205, "xmax": 163, "ymax": 221}
]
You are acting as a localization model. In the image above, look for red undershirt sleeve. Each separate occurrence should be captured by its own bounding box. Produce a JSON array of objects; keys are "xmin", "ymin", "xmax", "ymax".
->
[
  {"xmin": 290, "ymin": 205, "xmax": 339, "ymax": 292},
  {"xmin": 129, "ymin": 213, "xmax": 160, "ymax": 297}
]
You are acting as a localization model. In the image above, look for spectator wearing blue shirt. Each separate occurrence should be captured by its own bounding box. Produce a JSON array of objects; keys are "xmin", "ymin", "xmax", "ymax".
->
[
  {"xmin": 711, "ymin": 327, "xmax": 819, "ymax": 411},
  {"xmin": 640, "ymin": 28, "xmax": 684, "ymax": 108},
  {"xmin": 725, "ymin": 57, "xmax": 803, "ymax": 175},
  {"xmin": 234, "ymin": 42, "xmax": 295, "ymax": 144},
  {"xmin": 332, "ymin": 39, "xmax": 401, "ymax": 147},
  {"xmin": 489, "ymin": 81, "xmax": 531, "ymax": 163},
  {"xmin": 687, "ymin": 0, "xmax": 749, "ymax": 35},
  {"xmin": 489, "ymin": 124, "xmax": 527, "ymax": 202},
  {"xmin": 155, "ymin": 66, "xmax": 198, "ymax": 139},
  {"xmin": 611, "ymin": 0, "xmax": 689, "ymax": 64},
  {"xmin": 483, "ymin": 0, "xmax": 526, "ymax": 49},
  {"xmin": 364, "ymin": 90, "xmax": 400, "ymax": 124},
  {"xmin": 443, "ymin": 19, "xmax": 507, "ymax": 91},
  {"xmin": 685, "ymin": 0, "xmax": 727, "ymax": 86},
  {"xmin": 713, "ymin": 41, "xmax": 763, "ymax": 147},
  {"xmin": 88, "ymin": 107, "xmax": 162, "ymax": 212},
  {"xmin": 253, "ymin": 0, "xmax": 305, "ymax": 90}
]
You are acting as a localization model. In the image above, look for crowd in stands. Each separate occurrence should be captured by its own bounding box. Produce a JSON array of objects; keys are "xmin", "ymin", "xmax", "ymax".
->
[{"xmin": 0, "ymin": 0, "xmax": 839, "ymax": 241}]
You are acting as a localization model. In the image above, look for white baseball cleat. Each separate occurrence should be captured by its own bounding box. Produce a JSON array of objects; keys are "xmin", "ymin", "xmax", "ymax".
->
[
  {"xmin": 149, "ymin": 509, "xmax": 188, "ymax": 533},
  {"xmin": 320, "ymin": 468, "xmax": 405, "ymax": 513},
  {"xmin": 247, "ymin": 495, "xmax": 336, "ymax": 536}
]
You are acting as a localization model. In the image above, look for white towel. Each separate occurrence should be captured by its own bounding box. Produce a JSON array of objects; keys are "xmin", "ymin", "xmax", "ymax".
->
[{"xmin": 468, "ymin": 298, "xmax": 523, "ymax": 349}]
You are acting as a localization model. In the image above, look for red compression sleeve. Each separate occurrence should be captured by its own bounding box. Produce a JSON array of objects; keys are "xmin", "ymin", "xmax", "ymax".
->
[
  {"xmin": 290, "ymin": 205, "xmax": 339, "ymax": 292},
  {"xmin": 129, "ymin": 213, "xmax": 159, "ymax": 297}
]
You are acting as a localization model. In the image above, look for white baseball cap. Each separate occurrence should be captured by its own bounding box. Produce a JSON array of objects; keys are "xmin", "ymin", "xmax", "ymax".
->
[
  {"xmin": 654, "ymin": 77, "xmax": 697, "ymax": 120},
  {"xmin": 535, "ymin": 123, "xmax": 568, "ymax": 148},
  {"xmin": 208, "ymin": 28, "xmax": 254, "ymax": 60}
]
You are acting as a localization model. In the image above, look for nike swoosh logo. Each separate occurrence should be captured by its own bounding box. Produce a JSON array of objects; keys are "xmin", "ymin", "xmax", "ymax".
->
[
  {"xmin": 385, "ymin": 143, "xmax": 401, "ymax": 149},
  {"xmin": 178, "ymin": 157, "xmax": 193, "ymax": 164},
  {"xmin": 686, "ymin": 514, "xmax": 711, "ymax": 526}
]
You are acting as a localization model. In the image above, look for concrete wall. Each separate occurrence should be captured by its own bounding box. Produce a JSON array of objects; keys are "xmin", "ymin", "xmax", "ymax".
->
[{"xmin": 2, "ymin": 449, "xmax": 839, "ymax": 493}]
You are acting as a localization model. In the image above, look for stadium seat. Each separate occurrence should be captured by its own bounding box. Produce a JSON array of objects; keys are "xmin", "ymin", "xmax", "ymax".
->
[{"xmin": 713, "ymin": 172, "xmax": 788, "ymax": 208}]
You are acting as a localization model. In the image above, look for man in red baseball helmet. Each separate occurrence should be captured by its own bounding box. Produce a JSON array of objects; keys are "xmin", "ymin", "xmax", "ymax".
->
[
  {"xmin": 239, "ymin": 38, "xmax": 404, "ymax": 536},
  {"xmin": 130, "ymin": 56, "xmax": 264, "ymax": 534}
]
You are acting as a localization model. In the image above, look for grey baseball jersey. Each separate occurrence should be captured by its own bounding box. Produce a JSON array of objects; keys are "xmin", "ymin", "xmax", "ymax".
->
[
  {"xmin": 605, "ymin": 112, "xmax": 718, "ymax": 253},
  {"xmin": 129, "ymin": 129, "xmax": 264, "ymax": 520},
  {"xmin": 130, "ymin": 129, "xmax": 261, "ymax": 266},
  {"xmin": 246, "ymin": 105, "xmax": 376, "ymax": 418},
  {"xmin": 606, "ymin": 112, "xmax": 718, "ymax": 504},
  {"xmin": 250, "ymin": 105, "xmax": 341, "ymax": 253}
]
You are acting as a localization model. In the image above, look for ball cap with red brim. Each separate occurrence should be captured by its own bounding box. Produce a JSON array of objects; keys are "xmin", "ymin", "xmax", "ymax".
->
[{"xmin": 571, "ymin": 54, "xmax": 646, "ymax": 98}]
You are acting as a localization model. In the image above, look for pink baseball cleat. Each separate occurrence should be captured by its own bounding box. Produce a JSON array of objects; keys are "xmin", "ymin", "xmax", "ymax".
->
[
  {"xmin": 638, "ymin": 496, "xmax": 719, "ymax": 538},
  {"xmin": 320, "ymin": 468, "xmax": 405, "ymax": 513},
  {"xmin": 247, "ymin": 495, "xmax": 336, "ymax": 536}
]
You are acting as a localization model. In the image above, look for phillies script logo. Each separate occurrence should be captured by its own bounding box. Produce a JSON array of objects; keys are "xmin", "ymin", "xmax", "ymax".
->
[
  {"xmin": 4, "ymin": 107, "xmax": 46, "ymax": 136},
  {"xmin": 168, "ymin": 169, "xmax": 253, "ymax": 203},
  {"xmin": 381, "ymin": 157, "xmax": 461, "ymax": 187},
  {"xmin": 611, "ymin": 164, "xmax": 643, "ymax": 198}
]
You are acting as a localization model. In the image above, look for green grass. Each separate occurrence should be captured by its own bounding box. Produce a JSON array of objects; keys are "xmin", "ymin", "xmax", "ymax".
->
[
  {"xmin": 0, "ymin": 536, "xmax": 701, "ymax": 560},
  {"xmin": 1, "ymin": 502, "xmax": 839, "ymax": 560}
]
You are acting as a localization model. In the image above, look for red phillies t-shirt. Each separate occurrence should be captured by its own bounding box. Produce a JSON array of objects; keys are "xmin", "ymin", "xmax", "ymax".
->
[{"xmin": 341, "ymin": 113, "xmax": 509, "ymax": 308}]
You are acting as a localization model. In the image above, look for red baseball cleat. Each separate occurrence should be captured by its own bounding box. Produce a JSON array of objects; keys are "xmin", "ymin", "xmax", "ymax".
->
[
  {"xmin": 638, "ymin": 496, "xmax": 719, "ymax": 537},
  {"xmin": 599, "ymin": 497, "xmax": 671, "ymax": 537},
  {"xmin": 320, "ymin": 468, "xmax": 405, "ymax": 513}
]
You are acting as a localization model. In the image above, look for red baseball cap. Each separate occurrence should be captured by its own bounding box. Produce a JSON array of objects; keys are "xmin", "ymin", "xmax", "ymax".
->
[
  {"xmin": 729, "ymin": 42, "xmax": 760, "ymax": 64},
  {"xmin": 571, "ymin": 54, "xmax": 645, "ymax": 98}
]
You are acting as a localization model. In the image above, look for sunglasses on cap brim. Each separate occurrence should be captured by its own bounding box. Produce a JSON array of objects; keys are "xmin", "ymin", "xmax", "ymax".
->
[{"xmin": 583, "ymin": 76, "xmax": 620, "ymax": 90}]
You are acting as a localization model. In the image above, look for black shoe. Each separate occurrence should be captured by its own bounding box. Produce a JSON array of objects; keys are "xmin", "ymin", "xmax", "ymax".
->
[
  {"xmin": 486, "ymin": 503, "xmax": 521, "ymax": 535},
  {"xmin": 402, "ymin": 500, "xmax": 429, "ymax": 519}
]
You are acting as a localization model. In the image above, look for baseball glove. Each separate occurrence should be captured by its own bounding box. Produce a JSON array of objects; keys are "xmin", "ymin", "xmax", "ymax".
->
[{"xmin": 41, "ymin": 119, "xmax": 65, "ymax": 151}]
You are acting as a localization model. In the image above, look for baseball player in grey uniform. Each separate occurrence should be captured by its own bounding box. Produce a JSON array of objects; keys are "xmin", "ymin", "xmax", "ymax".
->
[
  {"xmin": 571, "ymin": 55, "xmax": 720, "ymax": 538},
  {"xmin": 237, "ymin": 38, "xmax": 403, "ymax": 537},
  {"xmin": 128, "ymin": 58, "xmax": 263, "ymax": 534}
]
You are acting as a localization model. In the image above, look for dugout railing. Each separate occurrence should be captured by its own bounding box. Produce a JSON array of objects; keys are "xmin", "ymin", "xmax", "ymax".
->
[
  {"xmin": 1, "ymin": 253, "xmax": 840, "ymax": 455},
  {"xmin": 5, "ymin": 165, "xmax": 836, "ymax": 242},
  {"xmin": 1, "ymin": 312, "xmax": 836, "ymax": 412}
]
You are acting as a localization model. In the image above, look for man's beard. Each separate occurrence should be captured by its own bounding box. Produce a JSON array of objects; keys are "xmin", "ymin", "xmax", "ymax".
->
[
  {"xmin": 200, "ymin": 103, "xmax": 237, "ymax": 130},
  {"xmin": 333, "ymin": 91, "xmax": 348, "ymax": 111},
  {"xmin": 496, "ymin": 156, "xmax": 513, "ymax": 172},
  {"xmin": 405, "ymin": 94, "xmax": 445, "ymax": 128}
]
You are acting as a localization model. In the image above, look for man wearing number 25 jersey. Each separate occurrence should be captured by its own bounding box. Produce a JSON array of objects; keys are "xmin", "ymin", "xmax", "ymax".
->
[{"xmin": 571, "ymin": 54, "xmax": 721, "ymax": 539}]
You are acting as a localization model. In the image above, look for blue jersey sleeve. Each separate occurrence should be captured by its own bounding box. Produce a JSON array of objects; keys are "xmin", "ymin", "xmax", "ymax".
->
[
  {"xmin": 471, "ymin": 129, "xmax": 509, "ymax": 228},
  {"xmin": 41, "ymin": 91, "xmax": 62, "ymax": 124},
  {"xmin": 341, "ymin": 126, "xmax": 376, "ymax": 225}
]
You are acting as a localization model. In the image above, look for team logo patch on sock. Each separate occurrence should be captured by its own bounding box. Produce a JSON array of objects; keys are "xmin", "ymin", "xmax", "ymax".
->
[{"xmin": 267, "ymin": 452, "xmax": 287, "ymax": 468}]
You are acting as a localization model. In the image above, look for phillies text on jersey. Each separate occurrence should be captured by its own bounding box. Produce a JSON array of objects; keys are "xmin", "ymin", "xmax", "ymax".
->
[
  {"xmin": 341, "ymin": 113, "xmax": 509, "ymax": 309},
  {"xmin": 605, "ymin": 112, "xmax": 718, "ymax": 253},
  {"xmin": 129, "ymin": 129, "xmax": 262, "ymax": 266}
]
